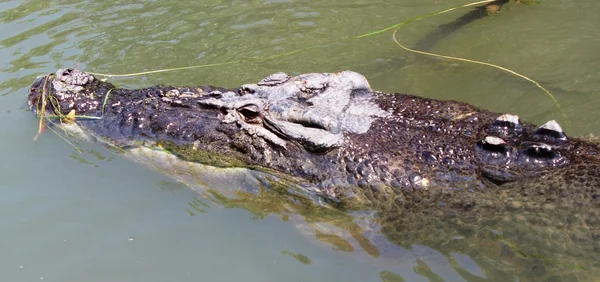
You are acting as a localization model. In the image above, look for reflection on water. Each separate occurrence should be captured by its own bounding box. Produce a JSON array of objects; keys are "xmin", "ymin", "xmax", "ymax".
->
[
  {"xmin": 68, "ymin": 149, "xmax": 114, "ymax": 167},
  {"xmin": 282, "ymin": 250, "xmax": 312, "ymax": 265},
  {"xmin": 170, "ymin": 167, "xmax": 597, "ymax": 281},
  {"xmin": 2, "ymin": 0, "xmax": 600, "ymax": 281},
  {"xmin": 380, "ymin": 271, "xmax": 407, "ymax": 282}
]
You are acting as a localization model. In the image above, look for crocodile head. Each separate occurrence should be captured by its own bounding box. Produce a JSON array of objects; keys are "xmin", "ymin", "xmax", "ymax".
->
[{"xmin": 27, "ymin": 68, "xmax": 390, "ymax": 174}]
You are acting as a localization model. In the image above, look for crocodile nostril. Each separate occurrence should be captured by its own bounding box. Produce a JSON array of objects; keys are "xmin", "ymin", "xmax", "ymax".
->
[
  {"xmin": 487, "ymin": 114, "xmax": 523, "ymax": 138},
  {"xmin": 240, "ymin": 86, "xmax": 255, "ymax": 95},
  {"xmin": 239, "ymin": 84, "xmax": 258, "ymax": 95},
  {"xmin": 533, "ymin": 120, "xmax": 568, "ymax": 144},
  {"xmin": 61, "ymin": 68, "xmax": 73, "ymax": 76}
]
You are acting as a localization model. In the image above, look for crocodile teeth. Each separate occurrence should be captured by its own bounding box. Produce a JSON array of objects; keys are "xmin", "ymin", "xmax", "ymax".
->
[
  {"xmin": 533, "ymin": 120, "xmax": 568, "ymax": 143},
  {"xmin": 488, "ymin": 114, "xmax": 523, "ymax": 137}
]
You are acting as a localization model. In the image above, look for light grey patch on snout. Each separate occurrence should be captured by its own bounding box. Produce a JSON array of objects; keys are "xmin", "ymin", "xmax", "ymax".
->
[
  {"xmin": 340, "ymin": 91, "xmax": 390, "ymax": 134},
  {"xmin": 257, "ymin": 71, "xmax": 389, "ymax": 150},
  {"xmin": 265, "ymin": 70, "xmax": 389, "ymax": 137},
  {"xmin": 198, "ymin": 70, "xmax": 389, "ymax": 151}
]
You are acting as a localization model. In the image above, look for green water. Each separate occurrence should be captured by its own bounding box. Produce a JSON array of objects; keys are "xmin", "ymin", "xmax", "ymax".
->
[{"xmin": 1, "ymin": 0, "xmax": 599, "ymax": 281}]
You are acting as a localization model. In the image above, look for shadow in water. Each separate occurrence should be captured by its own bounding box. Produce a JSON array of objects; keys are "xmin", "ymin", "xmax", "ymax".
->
[{"xmin": 171, "ymin": 169, "xmax": 597, "ymax": 282}]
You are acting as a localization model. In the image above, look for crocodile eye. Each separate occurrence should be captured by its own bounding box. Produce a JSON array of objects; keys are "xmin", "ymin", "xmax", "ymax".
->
[
  {"xmin": 487, "ymin": 114, "xmax": 523, "ymax": 138},
  {"xmin": 517, "ymin": 143, "xmax": 569, "ymax": 169},
  {"xmin": 533, "ymin": 120, "xmax": 568, "ymax": 144},
  {"xmin": 238, "ymin": 104, "xmax": 261, "ymax": 121}
]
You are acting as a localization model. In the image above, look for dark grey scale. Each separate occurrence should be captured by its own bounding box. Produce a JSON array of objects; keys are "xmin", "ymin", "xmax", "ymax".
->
[
  {"xmin": 393, "ymin": 174, "xmax": 412, "ymax": 191},
  {"xmin": 441, "ymin": 157, "xmax": 455, "ymax": 166},
  {"xmin": 454, "ymin": 146, "xmax": 469, "ymax": 161},
  {"xmin": 369, "ymin": 182, "xmax": 389, "ymax": 196},
  {"xmin": 346, "ymin": 175, "xmax": 357, "ymax": 186},
  {"xmin": 487, "ymin": 114, "xmax": 523, "ymax": 139},
  {"xmin": 345, "ymin": 161, "xmax": 357, "ymax": 174},
  {"xmin": 377, "ymin": 165, "xmax": 392, "ymax": 183},
  {"xmin": 516, "ymin": 143, "xmax": 569, "ymax": 170},
  {"xmin": 257, "ymin": 72, "xmax": 291, "ymax": 86},
  {"xmin": 356, "ymin": 161, "xmax": 371, "ymax": 178},
  {"xmin": 531, "ymin": 120, "xmax": 569, "ymax": 145},
  {"xmin": 433, "ymin": 145, "xmax": 444, "ymax": 155},
  {"xmin": 421, "ymin": 151, "xmax": 437, "ymax": 164},
  {"xmin": 390, "ymin": 179, "xmax": 402, "ymax": 189}
]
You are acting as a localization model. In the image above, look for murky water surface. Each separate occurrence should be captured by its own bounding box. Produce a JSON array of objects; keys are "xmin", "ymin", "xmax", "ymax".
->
[{"xmin": 1, "ymin": 0, "xmax": 599, "ymax": 281}]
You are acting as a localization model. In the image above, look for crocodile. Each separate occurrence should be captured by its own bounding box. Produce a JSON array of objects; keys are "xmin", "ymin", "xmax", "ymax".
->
[{"xmin": 28, "ymin": 68, "xmax": 600, "ymax": 281}]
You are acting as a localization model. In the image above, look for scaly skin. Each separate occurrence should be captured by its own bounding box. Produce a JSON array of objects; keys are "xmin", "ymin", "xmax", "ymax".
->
[{"xmin": 29, "ymin": 69, "xmax": 600, "ymax": 281}]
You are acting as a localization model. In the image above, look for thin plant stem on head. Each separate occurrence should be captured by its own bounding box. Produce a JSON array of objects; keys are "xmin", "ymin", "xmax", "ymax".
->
[{"xmin": 34, "ymin": 74, "xmax": 52, "ymax": 141}]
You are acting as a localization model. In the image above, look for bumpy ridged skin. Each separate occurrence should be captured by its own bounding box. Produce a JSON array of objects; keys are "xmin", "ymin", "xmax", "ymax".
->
[
  {"xmin": 337, "ymin": 92, "xmax": 600, "ymax": 281},
  {"xmin": 29, "ymin": 70, "xmax": 600, "ymax": 281}
]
